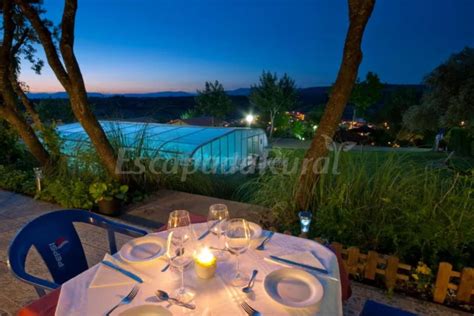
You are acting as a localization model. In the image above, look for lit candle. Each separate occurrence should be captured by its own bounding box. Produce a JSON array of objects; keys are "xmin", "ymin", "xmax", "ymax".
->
[{"xmin": 194, "ymin": 247, "xmax": 217, "ymax": 279}]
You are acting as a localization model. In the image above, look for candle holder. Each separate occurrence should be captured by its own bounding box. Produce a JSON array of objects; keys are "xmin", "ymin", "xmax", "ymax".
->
[{"xmin": 194, "ymin": 247, "xmax": 217, "ymax": 279}]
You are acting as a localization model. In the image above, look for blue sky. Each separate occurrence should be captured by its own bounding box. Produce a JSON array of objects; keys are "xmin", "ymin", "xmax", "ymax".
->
[{"xmin": 19, "ymin": 0, "xmax": 474, "ymax": 93}]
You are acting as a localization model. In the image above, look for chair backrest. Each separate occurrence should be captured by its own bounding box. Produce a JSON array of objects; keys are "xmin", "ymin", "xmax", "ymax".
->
[{"xmin": 8, "ymin": 210, "xmax": 100, "ymax": 286}]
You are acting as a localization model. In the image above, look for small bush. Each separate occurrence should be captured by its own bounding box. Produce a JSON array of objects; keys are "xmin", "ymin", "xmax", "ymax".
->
[
  {"xmin": 0, "ymin": 165, "xmax": 35, "ymax": 194},
  {"xmin": 446, "ymin": 127, "xmax": 473, "ymax": 156}
]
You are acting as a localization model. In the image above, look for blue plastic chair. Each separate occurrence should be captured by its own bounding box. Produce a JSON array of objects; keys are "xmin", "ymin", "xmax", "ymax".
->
[{"xmin": 7, "ymin": 209, "xmax": 147, "ymax": 297}]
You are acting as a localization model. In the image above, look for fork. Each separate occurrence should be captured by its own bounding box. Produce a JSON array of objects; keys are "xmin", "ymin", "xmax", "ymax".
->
[
  {"xmin": 240, "ymin": 301, "xmax": 261, "ymax": 316},
  {"xmin": 105, "ymin": 285, "xmax": 139, "ymax": 316}
]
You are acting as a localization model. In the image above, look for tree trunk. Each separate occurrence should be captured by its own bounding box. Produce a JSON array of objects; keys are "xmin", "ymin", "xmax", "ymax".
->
[
  {"xmin": 269, "ymin": 111, "xmax": 275, "ymax": 139},
  {"xmin": 294, "ymin": 0, "xmax": 376, "ymax": 211},
  {"xmin": 17, "ymin": 0, "xmax": 120, "ymax": 180},
  {"xmin": 69, "ymin": 92, "xmax": 119, "ymax": 177},
  {"xmin": 0, "ymin": 106, "xmax": 50, "ymax": 166},
  {"xmin": 0, "ymin": 0, "xmax": 50, "ymax": 166},
  {"xmin": 11, "ymin": 77, "xmax": 45, "ymax": 132}
]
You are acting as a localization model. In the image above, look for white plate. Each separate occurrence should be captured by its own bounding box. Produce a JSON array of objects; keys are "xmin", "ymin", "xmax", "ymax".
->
[
  {"xmin": 119, "ymin": 305, "xmax": 172, "ymax": 316},
  {"xmin": 248, "ymin": 222, "xmax": 262, "ymax": 239},
  {"xmin": 264, "ymin": 268, "xmax": 324, "ymax": 308},
  {"xmin": 119, "ymin": 235, "xmax": 166, "ymax": 264}
]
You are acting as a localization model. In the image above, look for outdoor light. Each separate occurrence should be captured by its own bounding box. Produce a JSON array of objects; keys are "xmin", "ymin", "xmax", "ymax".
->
[
  {"xmin": 298, "ymin": 211, "xmax": 312, "ymax": 234},
  {"xmin": 245, "ymin": 114, "xmax": 255, "ymax": 126},
  {"xmin": 313, "ymin": 124, "xmax": 318, "ymax": 131}
]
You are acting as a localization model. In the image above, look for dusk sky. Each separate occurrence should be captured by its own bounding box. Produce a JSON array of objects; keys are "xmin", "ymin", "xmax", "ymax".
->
[{"xmin": 19, "ymin": 0, "xmax": 474, "ymax": 93}]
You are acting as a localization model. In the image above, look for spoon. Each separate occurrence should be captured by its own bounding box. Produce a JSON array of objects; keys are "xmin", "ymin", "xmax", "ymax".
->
[
  {"xmin": 155, "ymin": 290, "xmax": 196, "ymax": 310},
  {"xmin": 242, "ymin": 270, "xmax": 258, "ymax": 293}
]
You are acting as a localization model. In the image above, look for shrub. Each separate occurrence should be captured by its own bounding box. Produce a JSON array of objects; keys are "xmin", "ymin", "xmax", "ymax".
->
[
  {"xmin": 0, "ymin": 121, "xmax": 22, "ymax": 165},
  {"xmin": 0, "ymin": 165, "xmax": 35, "ymax": 194},
  {"xmin": 446, "ymin": 127, "xmax": 473, "ymax": 156}
]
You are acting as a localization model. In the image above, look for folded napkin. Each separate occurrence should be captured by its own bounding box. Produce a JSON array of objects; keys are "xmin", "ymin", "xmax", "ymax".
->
[
  {"xmin": 271, "ymin": 251, "xmax": 327, "ymax": 271},
  {"xmin": 89, "ymin": 254, "xmax": 137, "ymax": 288}
]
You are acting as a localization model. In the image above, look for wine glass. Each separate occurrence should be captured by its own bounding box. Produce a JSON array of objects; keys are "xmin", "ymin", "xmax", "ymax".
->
[
  {"xmin": 224, "ymin": 218, "xmax": 251, "ymax": 287},
  {"xmin": 166, "ymin": 210, "xmax": 195, "ymax": 302},
  {"xmin": 208, "ymin": 204, "xmax": 230, "ymax": 236},
  {"xmin": 208, "ymin": 204, "xmax": 230, "ymax": 260}
]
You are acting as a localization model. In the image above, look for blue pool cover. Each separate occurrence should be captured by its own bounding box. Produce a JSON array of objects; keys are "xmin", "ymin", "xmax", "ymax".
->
[{"xmin": 57, "ymin": 121, "xmax": 268, "ymax": 171}]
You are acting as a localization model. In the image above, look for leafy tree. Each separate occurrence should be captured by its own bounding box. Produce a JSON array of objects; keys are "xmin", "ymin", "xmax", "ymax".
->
[
  {"xmin": 294, "ymin": 0, "xmax": 376, "ymax": 211},
  {"xmin": 306, "ymin": 105, "xmax": 325, "ymax": 125},
  {"xmin": 180, "ymin": 108, "xmax": 199, "ymax": 120},
  {"xmin": 349, "ymin": 71, "xmax": 383, "ymax": 123},
  {"xmin": 17, "ymin": 0, "xmax": 120, "ymax": 180},
  {"xmin": 403, "ymin": 47, "xmax": 474, "ymax": 136},
  {"xmin": 195, "ymin": 80, "xmax": 233, "ymax": 125},
  {"xmin": 249, "ymin": 71, "xmax": 297, "ymax": 139},
  {"xmin": 372, "ymin": 87, "xmax": 420, "ymax": 138}
]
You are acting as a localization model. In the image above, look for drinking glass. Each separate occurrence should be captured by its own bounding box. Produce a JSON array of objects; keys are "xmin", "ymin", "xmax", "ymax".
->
[
  {"xmin": 298, "ymin": 211, "xmax": 312, "ymax": 233},
  {"xmin": 207, "ymin": 204, "xmax": 230, "ymax": 236},
  {"xmin": 166, "ymin": 210, "xmax": 195, "ymax": 302},
  {"xmin": 224, "ymin": 218, "xmax": 251, "ymax": 287},
  {"xmin": 208, "ymin": 204, "xmax": 230, "ymax": 260}
]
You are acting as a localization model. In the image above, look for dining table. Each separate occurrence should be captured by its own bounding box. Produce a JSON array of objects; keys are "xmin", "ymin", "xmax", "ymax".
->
[{"xmin": 19, "ymin": 222, "xmax": 346, "ymax": 316}]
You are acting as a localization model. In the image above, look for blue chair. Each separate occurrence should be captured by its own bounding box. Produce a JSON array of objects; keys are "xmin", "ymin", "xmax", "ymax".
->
[
  {"xmin": 360, "ymin": 300, "xmax": 417, "ymax": 316},
  {"xmin": 7, "ymin": 209, "xmax": 147, "ymax": 297}
]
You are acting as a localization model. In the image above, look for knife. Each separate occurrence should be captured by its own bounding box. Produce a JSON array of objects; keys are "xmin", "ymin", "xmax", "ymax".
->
[
  {"xmin": 198, "ymin": 219, "xmax": 223, "ymax": 240},
  {"xmin": 268, "ymin": 255, "xmax": 329, "ymax": 274},
  {"xmin": 102, "ymin": 260, "xmax": 144, "ymax": 283}
]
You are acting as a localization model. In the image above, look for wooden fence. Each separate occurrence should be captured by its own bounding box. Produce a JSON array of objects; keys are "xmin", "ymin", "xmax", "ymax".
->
[{"xmin": 294, "ymin": 234, "xmax": 474, "ymax": 305}]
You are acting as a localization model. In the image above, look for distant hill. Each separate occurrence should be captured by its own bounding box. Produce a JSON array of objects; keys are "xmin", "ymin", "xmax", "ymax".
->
[
  {"xmin": 27, "ymin": 84, "xmax": 423, "ymax": 100},
  {"xmin": 27, "ymin": 91, "xmax": 195, "ymax": 99},
  {"xmin": 31, "ymin": 84, "xmax": 424, "ymax": 123}
]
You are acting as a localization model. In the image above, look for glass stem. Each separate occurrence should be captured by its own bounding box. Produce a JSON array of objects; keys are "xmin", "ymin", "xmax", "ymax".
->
[
  {"xmin": 180, "ymin": 267, "xmax": 184, "ymax": 291},
  {"xmin": 235, "ymin": 253, "xmax": 240, "ymax": 276}
]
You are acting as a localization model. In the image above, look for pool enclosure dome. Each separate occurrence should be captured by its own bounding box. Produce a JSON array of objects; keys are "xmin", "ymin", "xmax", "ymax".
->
[{"xmin": 57, "ymin": 121, "xmax": 269, "ymax": 172}]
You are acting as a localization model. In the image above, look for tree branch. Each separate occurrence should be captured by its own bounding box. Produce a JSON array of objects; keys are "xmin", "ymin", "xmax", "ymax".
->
[
  {"xmin": 11, "ymin": 27, "xmax": 29, "ymax": 56},
  {"xmin": 15, "ymin": 0, "xmax": 71, "ymax": 89},
  {"xmin": 59, "ymin": 0, "xmax": 85, "ymax": 88},
  {"xmin": 0, "ymin": 0, "xmax": 20, "ymax": 110}
]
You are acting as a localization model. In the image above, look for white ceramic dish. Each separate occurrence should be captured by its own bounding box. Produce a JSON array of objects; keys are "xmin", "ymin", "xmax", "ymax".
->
[
  {"xmin": 119, "ymin": 305, "xmax": 172, "ymax": 316},
  {"xmin": 264, "ymin": 268, "xmax": 324, "ymax": 308},
  {"xmin": 119, "ymin": 235, "xmax": 166, "ymax": 264}
]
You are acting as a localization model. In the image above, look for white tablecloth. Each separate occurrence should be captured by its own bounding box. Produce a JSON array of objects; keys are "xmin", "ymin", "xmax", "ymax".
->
[{"xmin": 56, "ymin": 223, "xmax": 342, "ymax": 316}]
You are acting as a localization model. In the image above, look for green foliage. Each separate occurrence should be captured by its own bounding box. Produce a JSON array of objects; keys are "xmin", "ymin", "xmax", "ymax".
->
[
  {"xmin": 40, "ymin": 177, "xmax": 94, "ymax": 209},
  {"xmin": 36, "ymin": 98, "xmax": 75, "ymax": 123},
  {"xmin": 39, "ymin": 122, "xmax": 63, "ymax": 159},
  {"xmin": 0, "ymin": 165, "xmax": 35, "ymax": 194},
  {"xmin": 306, "ymin": 106, "xmax": 325, "ymax": 125},
  {"xmin": 404, "ymin": 47, "xmax": 474, "ymax": 135},
  {"xmin": 350, "ymin": 71, "xmax": 383, "ymax": 116},
  {"xmin": 374, "ymin": 87, "xmax": 420, "ymax": 137},
  {"xmin": 446, "ymin": 127, "xmax": 473, "ymax": 156},
  {"xmin": 195, "ymin": 81, "xmax": 233, "ymax": 122},
  {"xmin": 180, "ymin": 108, "xmax": 199, "ymax": 120},
  {"xmin": 250, "ymin": 71, "xmax": 297, "ymax": 137},
  {"xmin": 240, "ymin": 149, "xmax": 474, "ymax": 269},
  {"xmin": 0, "ymin": 120, "xmax": 22, "ymax": 164},
  {"xmin": 89, "ymin": 182, "xmax": 129, "ymax": 203}
]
